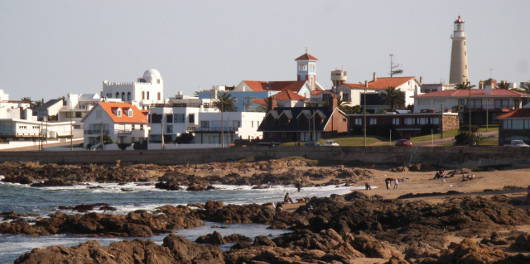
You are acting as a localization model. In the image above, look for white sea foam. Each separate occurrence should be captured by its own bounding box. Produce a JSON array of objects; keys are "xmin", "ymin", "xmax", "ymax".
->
[{"xmin": 0, "ymin": 175, "xmax": 4, "ymax": 181}]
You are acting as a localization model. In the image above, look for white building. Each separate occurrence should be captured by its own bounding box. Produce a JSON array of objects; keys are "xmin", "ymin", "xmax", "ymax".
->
[
  {"xmin": 102, "ymin": 69, "xmax": 164, "ymax": 109},
  {"xmin": 0, "ymin": 119, "xmax": 73, "ymax": 140},
  {"xmin": 193, "ymin": 112, "xmax": 265, "ymax": 144},
  {"xmin": 148, "ymin": 104, "xmax": 201, "ymax": 143},
  {"xmin": 339, "ymin": 75, "xmax": 421, "ymax": 110},
  {"xmin": 82, "ymin": 102, "xmax": 148, "ymax": 148},
  {"xmin": 420, "ymin": 83, "xmax": 455, "ymax": 93}
]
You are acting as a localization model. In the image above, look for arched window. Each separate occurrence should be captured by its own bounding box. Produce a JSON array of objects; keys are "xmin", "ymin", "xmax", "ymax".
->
[
  {"xmin": 121, "ymin": 92, "xmax": 125, "ymax": 101},
  {"xmin": 127, "ymin": 92, "xmax": 131, "ymax": 101},
  {"xmin": 115, "ymin": 92, "xmax": 119, "ymax": 98}
]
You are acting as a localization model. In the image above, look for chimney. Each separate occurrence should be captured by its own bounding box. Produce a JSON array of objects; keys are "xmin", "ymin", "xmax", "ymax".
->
[
  {"xmin": 364, "ymin": 80, "xmax": 368, "ymax": 87},
  {"xmin": 372, "ymin": 72, "xmax": 376, "ymax": 81},
  {"xmin": 419, "ymin": 76, "xmax": 423, "ymax": 84}
]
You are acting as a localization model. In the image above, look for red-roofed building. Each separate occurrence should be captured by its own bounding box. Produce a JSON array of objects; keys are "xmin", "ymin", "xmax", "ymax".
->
[
  {"xmin": 339, "ymin": 75, "xmax": 421, "ymax": 111},
  {"xmin": 413, "ymin": 88, "xmax": 530, "ymax": 125},
  {"xmin": 270, "ymin": 90, "xmax": 306, "ymax": 107},
  {"xmin": 497, "ymin": 106, "xmax": 530, "ymax": 145},
  {"xmin": 82, "ymin": 102, "xmax": 149, "ymax": 149}
]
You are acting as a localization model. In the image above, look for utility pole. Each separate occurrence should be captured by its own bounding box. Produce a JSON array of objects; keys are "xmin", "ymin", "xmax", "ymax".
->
[
  {"xmin": 220, "ymin": 103, "xmax": 224, "ymax": 148},
  {"xmin": 161, "ymin": 113, "xmax": 165, "ymax": 150},
  {"xmin": 70, "ymin": 114, "xmax": 73, "ymax": 151},
  {"xmin": 363, "ymin": 85, "xmax": 367, "ymax": 148}
]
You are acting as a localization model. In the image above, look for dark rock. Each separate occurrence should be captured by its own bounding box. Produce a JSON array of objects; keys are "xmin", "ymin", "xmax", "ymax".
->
[
  {"xmin": 195, "ymin": 231, "xmax": 224, "ymax": 245},
  {"xmin": 14, "ymin": 234, "xmax": 224, "ymax": 264},
  {"xmin": 253, "ymin": 236, "xmax": 276, "ymax": 247}
]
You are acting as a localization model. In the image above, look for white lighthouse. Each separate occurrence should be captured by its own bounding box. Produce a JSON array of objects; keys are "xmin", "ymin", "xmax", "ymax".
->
[{"xmin": 449, "ymin": 16, "xmax": 470, "ymax": 85}]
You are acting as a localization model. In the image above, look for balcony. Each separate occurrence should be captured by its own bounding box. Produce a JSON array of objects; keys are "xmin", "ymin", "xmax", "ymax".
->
[
  {"xmin": 84, "ymin": 129, "xmax": 109, "ymax": 135},
  {"xmin": 194, "ymin": 126, "xmax": 238, "ymax": 132}
]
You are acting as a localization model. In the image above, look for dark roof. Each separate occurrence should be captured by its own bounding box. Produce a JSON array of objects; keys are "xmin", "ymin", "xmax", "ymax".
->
[
  {"xmin": 42, "ymin": 98, "xmax": 63, "ymax": 108},
  {"xmin": 258, "ymin": 107, "xmax": 332, "ymax": 132}
]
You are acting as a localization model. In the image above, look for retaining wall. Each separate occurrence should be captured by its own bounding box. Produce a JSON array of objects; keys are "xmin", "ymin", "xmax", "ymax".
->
[{"xmin": 0, "ymin": 146, "xmax": 529, "ymax": 169}]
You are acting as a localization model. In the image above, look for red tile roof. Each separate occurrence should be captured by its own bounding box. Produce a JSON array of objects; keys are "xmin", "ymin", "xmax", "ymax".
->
[
  {"xmin": 343, "ymin": 77, "xmax": 416, "ymax": 90},
  {"xmin": 497, "ymin": 108, "xmax": 530, "ymax": 119},
  {"xmin": 415, "ymin": 89, "xmax": 530, "ymax": 98},
  {"xmin": 252, "ymin": 98, "xmax": 267, "ymax": 106},
  {"xmin": 295, "ymin": 53, "xmax": 318, "ymax": 61},
  {"xmin": 243, "ymin": 80, "xmax": 307, "ymax": 92},
  {"xmin": 97, "ymin": 102, "xmax": 148, "ymax": 124},
  {"xmin": 271, "ymin": 90, "xmax": 306, "ymax": 101}
]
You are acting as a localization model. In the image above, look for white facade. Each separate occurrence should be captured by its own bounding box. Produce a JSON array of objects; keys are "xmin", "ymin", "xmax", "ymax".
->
[
  {"xmin": 148, "ymin": 105, "xmax": 201, "ymax": 142},
  {"xmin": 340, "ymin": 77, "xmax": 421, "ymax": 108},
  {"xmin": 0, "ymin": 89, "xmax": 8, "ymax": 101},
  {"xmin": 102, "ymin": 69, "xmax": 164, "ymax": 109},
  {"xmin": 0, "ymin": 119, "xmax": 73, "ymax": 139},
  {"xmin": 194, "ymin": 112, "xmax": 265, "ymax": 144},
  {"xmin": 82, "ymin": 103, "xmax": 148, "ymax": 148}
]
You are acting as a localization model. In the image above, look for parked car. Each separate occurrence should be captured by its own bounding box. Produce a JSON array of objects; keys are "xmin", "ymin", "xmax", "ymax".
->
[
  {"xmin": 322, "ymin": 140, "xmax": 340, "ymax": 147},
  {"xmin": 395, "ymin": 139, "xmax": 413, "ymax": 147},
  {"xmin": 507, "ymin": 139, "xmax": 529, "ymax": 147}
]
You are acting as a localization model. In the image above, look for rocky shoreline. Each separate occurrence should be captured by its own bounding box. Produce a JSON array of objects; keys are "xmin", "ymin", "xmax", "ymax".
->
[
  {"xmin": 0, "ymin": 159, "xmax": 373, "ymax": 190},
  {"xmin": 4, "ymin": 191, "xmax": 530, "ymax": 264}
]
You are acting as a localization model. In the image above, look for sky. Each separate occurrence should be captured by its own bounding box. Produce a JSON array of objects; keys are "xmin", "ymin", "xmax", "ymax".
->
[{"xmin": 1, "ymin": 0, "xmax": 529, "ymax": 100}]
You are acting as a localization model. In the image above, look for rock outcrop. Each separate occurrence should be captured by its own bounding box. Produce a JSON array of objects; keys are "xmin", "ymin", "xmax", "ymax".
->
[{"xmin": 14, "ymin": 234, "xmax": 224, "ymax": 264}]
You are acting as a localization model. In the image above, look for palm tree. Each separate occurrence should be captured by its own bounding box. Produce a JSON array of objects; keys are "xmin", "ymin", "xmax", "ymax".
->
[
  {"xmin": 214, "ymin": 93, "xmax": 236, "ymax": 112},
  {"xmin": 381, "ymin": 87, "xmax": 405, "ymax": 110},
  {"xmin": 455, "ymin": 81, "xmax": 475, "ymax": 90}
]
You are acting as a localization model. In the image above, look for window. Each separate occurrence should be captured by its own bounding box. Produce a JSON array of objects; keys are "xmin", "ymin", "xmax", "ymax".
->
[
  {"xmin": 157, "ymin": 92, "xmax": 161, "ymax": 100},
  {"xmin": 165, "ymin": 114, "xmax": 173, "ymax": 123},
  {"xmin": 127, "ymin": 92, "xmax": 131, "ymax": 101},
  {"xmin": 513, "ymin": 120, "xmax": 524, "ymax": 130},
  {"xmin": 233, "ymin": 120, "xmax": 240, "ymax": 127},
  {"xmin": 115, "ymin": 92, "xmax": 119, "ymax": 98},
  {"xmin": 431, "ymin": 118, "xmax": 440, "ymax": 125},
  {"xmin": 188, "ymin": 113, "xmax": 195, "ymax": 123},
  {"xmin": 146, "ymin": 92, "xmax": 150, "ymax": 100},
  {"xmin": 174, "ymin": 114, "xmax": 185, "ymax": 123},
  {"xmin": 157, "ymin": 79, "xmax": 160, "ymax": 84},
  {"xmin": 418, "ymin": 117, "xmax": 428, "ymax": 125},
  {"xmin": 127, "ymin": 108, "xmax": 133, "ymax": 117},
  {"xmin": 369, "ymin": 118, "xmax": 377, "ymax": 125},
  {"xmin": 404, "ymin": 118, "xmax": 415, "ymax": 125},
  {"xmin": 354, "ymin": 118, "xmax": 362, "ymax": 125},
  {"xmin": 392, "ymin": 118, "xmax": 400, "ymax": 125},
  {"xmin": 142, "ymin": 91, "xmax": 145, "ymax": 100},
  {"xmin": 116, "ymin": 108, "xmax": 122, "ymax": 117},
  {"xmin": 121, "ymin": 92, "xmax": 125, "ymax": 101},
  {"xmin": 150, "ymin": 114, "xmax": 162, "ymax": 123},
  {"xmin": 166, "ymin": 125, "xmax": 173, "ymax": 134},
  {"xmin": 75, "ymin": 112, "xmax": 82, "ymax": 118},
  {"xmin": 106, "ymin": 93, "xmax": 112, "ymax": 98},
  {"xmin": 201, "ymin": 121, "xmax": 209, "ymax": 128}
]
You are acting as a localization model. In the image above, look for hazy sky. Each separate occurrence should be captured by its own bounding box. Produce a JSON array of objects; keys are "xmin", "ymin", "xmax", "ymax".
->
[{"xmin": 1, "ymin": 0, "xmax": 529, "ymax": 100}]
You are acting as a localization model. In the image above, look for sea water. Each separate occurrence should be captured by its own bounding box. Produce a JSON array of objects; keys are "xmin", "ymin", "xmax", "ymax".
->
[{"xmin": 0, "ymin": 180, "xmax": 361, "ymax": 263}]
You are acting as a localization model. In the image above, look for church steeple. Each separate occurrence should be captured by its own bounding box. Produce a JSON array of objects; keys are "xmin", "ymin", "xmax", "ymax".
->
[{"xmin": 295, "ymin": 51, "xmax": 318, "ymax": 90}]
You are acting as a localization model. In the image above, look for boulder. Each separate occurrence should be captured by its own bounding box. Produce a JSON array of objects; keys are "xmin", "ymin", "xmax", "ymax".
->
[
  {"xmin": 436, "ymin": 238, "xmax": 507, "ymax": 264},
  {"xmin": 195, "ymin": 231, "xmax": 224, "ymax": 245}
]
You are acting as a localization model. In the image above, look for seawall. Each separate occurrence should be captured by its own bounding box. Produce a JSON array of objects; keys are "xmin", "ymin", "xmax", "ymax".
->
[{"xmin": 0, "ymin": 146, "xmax": 528, "ymax": 169}]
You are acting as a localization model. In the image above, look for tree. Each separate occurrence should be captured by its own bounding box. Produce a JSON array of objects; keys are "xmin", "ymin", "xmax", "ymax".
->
[
  {"xmin": 381, "ymin": 87, "xmax": 405, "ymax": 110},
  {"xmin": 497, "ymin": 81, "xmax": 510, "ymax": 89},
  {"xmin": 214, "ymin": 93, "xmax": 236, "ymax": 112},
  {"xmin": 455, "ymin": 81, "xmax": 475, "ymax": 90},
  {"xmin": 339, "ymin": 105, "xmax": 361, "ymax": 114}
]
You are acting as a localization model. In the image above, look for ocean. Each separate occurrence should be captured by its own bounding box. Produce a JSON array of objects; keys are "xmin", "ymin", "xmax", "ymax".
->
[{"xmin": 0, "ymin": 179, "xmax": 360, "ymax": 263}]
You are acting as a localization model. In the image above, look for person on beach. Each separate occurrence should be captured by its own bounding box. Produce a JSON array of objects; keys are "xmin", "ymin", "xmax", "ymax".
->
[
  {"xmin": 365, "ymin": 182, "xmax": 372, "ymax": 190},
  {"xmin": 295, "ymin": 180, "xmax": 302, "ymax": 192},
  {"xmin": 385, "ymin": 178, "xmax": 392, "ymax": 190},
  {"xmin": 393, "ymin": 178, "xmax": 399, "ymax": 189},
  {"xmin": 284, "ymin": 192, "xmax": 294, "ymax": 203}
]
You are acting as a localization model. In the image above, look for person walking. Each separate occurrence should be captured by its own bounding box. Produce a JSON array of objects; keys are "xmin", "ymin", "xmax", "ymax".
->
[
  {"xmin": 393, "ymin": 178, "xmax": 399, "ymax": 190},
  {"xmin": 365, "ymin": 182, "xmax": 372, "ymax": 190},
  {"xmin": 384, "ymin": 178, "xmax": 391, "ymax": 190}
]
